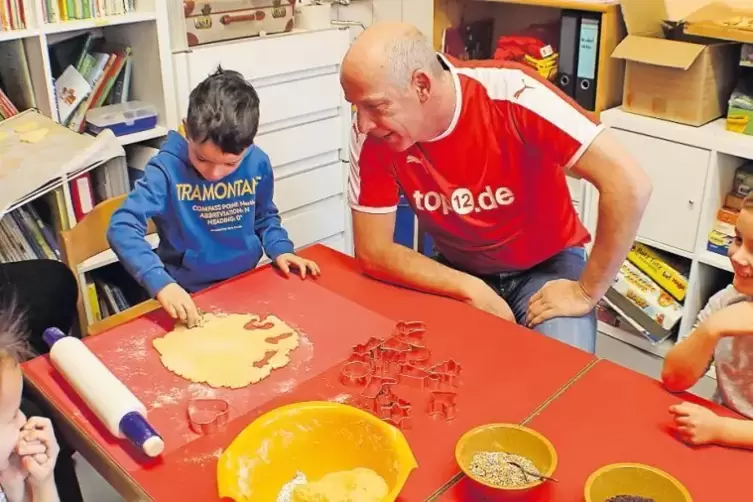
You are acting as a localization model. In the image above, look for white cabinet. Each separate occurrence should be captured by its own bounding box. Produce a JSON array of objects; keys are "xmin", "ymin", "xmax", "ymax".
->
[{"xmin": 611, "ymin": 128, "xmax": 709, "ymax": 254}]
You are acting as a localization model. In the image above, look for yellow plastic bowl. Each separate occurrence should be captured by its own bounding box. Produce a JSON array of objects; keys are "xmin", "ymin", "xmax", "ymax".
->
[
  {"xmin": 585, "ymin": 463, "xmax": 693, "ymax": 502},
  {"xmin": 455, "ymin": 423, "xmax": 558, "ymax": 493},
  {"xmin": 217, "ymin": 401, "xmax": 417, "ymax": 501}
]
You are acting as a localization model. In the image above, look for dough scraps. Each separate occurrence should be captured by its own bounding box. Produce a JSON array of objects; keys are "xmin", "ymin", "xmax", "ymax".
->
[
  {"xmin": 152, "ymin": 313, "xmax": 300, "ymax": 389},
  {"xmin": 291, "ymin": 468, "xmax": 388, "ymax": 502},
  {"xmin": 19, "ymin": 128, "xmax": 48, "ymax": 143}
]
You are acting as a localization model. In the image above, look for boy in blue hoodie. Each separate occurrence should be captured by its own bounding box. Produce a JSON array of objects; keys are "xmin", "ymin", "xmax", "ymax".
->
[{"xmin": 108, "ymin": 67, "xmax": 319, "ymax": 327}]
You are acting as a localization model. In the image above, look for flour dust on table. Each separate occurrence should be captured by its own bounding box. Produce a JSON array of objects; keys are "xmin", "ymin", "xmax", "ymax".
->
[{"xmin": 152, "ymin": 313, "xmax": 300, "ymax": 388}]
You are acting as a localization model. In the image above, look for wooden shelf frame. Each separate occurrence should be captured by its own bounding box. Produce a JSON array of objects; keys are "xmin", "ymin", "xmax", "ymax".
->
[{"xmin": 433, "ymin": 0, "xmax": 626, "ymax": 115}]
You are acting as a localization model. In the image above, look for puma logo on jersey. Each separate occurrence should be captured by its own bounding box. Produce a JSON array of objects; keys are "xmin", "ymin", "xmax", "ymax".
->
[
  {"xmin": 514, "ymin": 79, "xmax": 535, "ymax": 100},
  {"xmin": 413, "ymin": 186, "xmax": 515, "ymax": 215},
  {"xmin": 406, "ymin": 155, "xmax": 423, "ymax": 165}
]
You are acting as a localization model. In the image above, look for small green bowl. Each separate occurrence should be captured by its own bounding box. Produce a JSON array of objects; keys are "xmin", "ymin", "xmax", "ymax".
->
[{"xmin": 585, "ymin": 463, "xmax": 693, "ymax": 502}]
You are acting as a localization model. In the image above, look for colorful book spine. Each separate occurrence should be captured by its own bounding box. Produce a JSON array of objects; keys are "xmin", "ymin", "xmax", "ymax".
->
[{"xmin": 626, "ymin": 243, "xmax": 688, "ymax": 302}]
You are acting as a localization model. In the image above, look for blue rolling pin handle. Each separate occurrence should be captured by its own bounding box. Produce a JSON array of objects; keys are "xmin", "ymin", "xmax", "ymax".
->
[
  {"xmin": 120, "ymin": 412, "xmax": 164, "ymax": 455},
  {"xmin": 43, "ymin": 327, "xmax": 66, "ymax": 348}
]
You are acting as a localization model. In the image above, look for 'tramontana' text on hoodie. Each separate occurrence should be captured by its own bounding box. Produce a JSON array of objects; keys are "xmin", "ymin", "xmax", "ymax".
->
[{"xmin": 107, "ymin": 131, "xmax": 294, "ymax": 296}]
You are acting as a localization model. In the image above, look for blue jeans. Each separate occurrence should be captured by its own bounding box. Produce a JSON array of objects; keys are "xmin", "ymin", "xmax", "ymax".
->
[{"xmin": 439, "ymin": 247, "xmax": 597, "ymax": 353}]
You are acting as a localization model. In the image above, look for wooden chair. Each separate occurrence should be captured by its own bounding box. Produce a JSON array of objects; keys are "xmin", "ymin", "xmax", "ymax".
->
[{"xmin": 59, "ymin": 194, "xmax": 160, "ymax": 337}]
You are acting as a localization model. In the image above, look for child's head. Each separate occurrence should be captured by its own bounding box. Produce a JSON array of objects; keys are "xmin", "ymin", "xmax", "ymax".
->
[
  {"xmin": 0, "ymin": 308, "xmax": 29, "ymax": 468},
  {"xmin": 184, "ymin": 66, "xmax": 260, "ymax": 181},
  {"xmin": 731, "ymin": 194, "xmax": 753, "ymax": 295}
]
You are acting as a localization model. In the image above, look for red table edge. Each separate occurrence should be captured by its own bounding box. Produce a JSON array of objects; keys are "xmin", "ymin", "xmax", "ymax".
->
[
  {"xmin": 23, "ymin": 377, "xmax": 150, "ymax": 501},
  {"xmin": 423, "ymin": 358, "xmax": 601, "ymax": 501}
]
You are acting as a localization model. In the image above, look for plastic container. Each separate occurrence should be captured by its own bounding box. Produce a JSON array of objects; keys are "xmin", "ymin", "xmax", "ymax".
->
[
  {"xmin": 43, "ymin": 328, "xmax": 164, "ymax": 457},
  {"xmin": 86, "ymin": 101, "xmax": 158, "ymax": 137}
]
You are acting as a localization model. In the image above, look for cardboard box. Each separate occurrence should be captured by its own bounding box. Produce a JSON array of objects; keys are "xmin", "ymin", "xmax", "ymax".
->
[{"xmin": 612, "ymin": 0, "xmax": 739, "ymax": 126}]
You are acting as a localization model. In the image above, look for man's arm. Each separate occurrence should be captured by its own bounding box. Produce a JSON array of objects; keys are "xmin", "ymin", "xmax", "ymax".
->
[
  {"xmin": 526, "ymin": 131, "xmax": 651, "ymax": 326},
  {"xmin": 570, "ymin": 130, "xmax": 653, "ymax": 301},
  {"xmin": 353, "ymin": 210, "xmax": 515, "ymax": 320}
]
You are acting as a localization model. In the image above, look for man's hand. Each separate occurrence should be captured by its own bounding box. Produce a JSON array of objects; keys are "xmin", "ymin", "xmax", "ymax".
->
[
  {"xmin": 16, "ymin": 417, "xmax": 59, "ymax": 489},
  {"xmin": 466, "ymin": 279, "xmax": 515, "ymax": 322},
  {"xmin": 702, "ymin": 301, "xmax": 753, "ymax": 338},
  {"xmin": 156, "ymin": 283, "xmax": 201, "ymax": 327},
  {"xmin": 526, "ymin": 279, "xmax": 594, "ymax": 328},
  {"xmin": 669, "ymin": 402, "xmax": 723, "ymax": 446},
  {"xmin": 274, "ymin": 253, "xmax": 321, "ymax": 279}
]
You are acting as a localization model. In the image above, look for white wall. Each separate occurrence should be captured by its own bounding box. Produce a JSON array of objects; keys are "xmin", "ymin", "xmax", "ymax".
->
[{"xmin": 332, "ymin": 0, "xmax": 433, "ymax": 40}]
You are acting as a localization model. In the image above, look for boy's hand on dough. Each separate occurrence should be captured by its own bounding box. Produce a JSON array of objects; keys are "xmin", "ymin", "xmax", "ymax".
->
[
  {"xmin": 669, "ymin": 402, "xmax": 723, "ymax": 446},
  {"xmin": 16, "ymin": 417, "xmax": 59, "ymax": 488},
  {"xmin": 274, "ymin": 253, "xmax": 321, "ymax": 279},
  {"xmin": 157, "ymin": 283, "xmax": 202, "ymax": 327}
]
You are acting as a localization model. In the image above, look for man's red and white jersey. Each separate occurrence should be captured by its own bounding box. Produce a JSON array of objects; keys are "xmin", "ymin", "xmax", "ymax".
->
[{"xmin": 348, "ymin": 54, "xmax": 603, "ymax": 274}]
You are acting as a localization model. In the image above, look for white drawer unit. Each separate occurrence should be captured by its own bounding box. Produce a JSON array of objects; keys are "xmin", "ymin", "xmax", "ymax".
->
[
  {"xmin": 172, "ymin": 28, "xmax": 353, "ymax": 255},
  {"xmin": 611, "ymin": 128, "xmax": 709, "ymax": 254}
]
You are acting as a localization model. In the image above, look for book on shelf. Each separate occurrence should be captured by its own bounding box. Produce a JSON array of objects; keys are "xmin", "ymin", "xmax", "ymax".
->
[
  {"xmin": 0, "ymin": 204, "xmax": 61, "ymax": 264},
  {"xmin": 627, "ymin": 243, "xmax": 689, "ymax": 302},
  {"xmin": 42, "ymin": 0, "xmax": 136, "ymax": 24},
  {"xmin": 605, "ymin": 259, "xmax": 684, "ymax": 344},
  {"xmin": 0, "ymin": 109, "xmax": 124, "ymax": 217},
  {"xmin": 0, "ymin": 1, "xmax": 30, "ymax": 31},
  {"xmin": 0, "ymin": 39, "xmax": 35, "ymax": 114},
  {"xmin": 49, "ymin": 33, "xmax": 133, "ymax": 131}
]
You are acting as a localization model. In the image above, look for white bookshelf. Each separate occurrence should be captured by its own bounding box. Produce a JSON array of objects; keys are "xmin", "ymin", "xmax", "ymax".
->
[
  {"xmin": 583, "ymin": 107, "xmax": 751, "ymax": 397},
  {"xmin": 0, "ymin": 0, "xmax": 177, "ymax": 220}
]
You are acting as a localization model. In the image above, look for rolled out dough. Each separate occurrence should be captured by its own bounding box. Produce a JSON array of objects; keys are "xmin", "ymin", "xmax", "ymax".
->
[{"xmin": 152, "ymin": 313, "xmax": 300, "ymax": 389}]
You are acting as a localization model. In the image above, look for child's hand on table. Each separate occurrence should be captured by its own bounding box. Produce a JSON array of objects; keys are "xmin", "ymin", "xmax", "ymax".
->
[
  {"xmin": 669, "ymin": 402, "xmax": 723, "ymax": 446},
  {"xmin": 274, "ymin": 253, "xmax": 320, "ymax": 279},
  {"xmin": 157, "ymin": 283, "xmax": 202, "ymax": 327}
]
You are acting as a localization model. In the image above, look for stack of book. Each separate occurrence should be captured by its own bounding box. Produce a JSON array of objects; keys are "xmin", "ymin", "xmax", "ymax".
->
[
  {"xmin": 0, "ymin": 205, "xmax": 61, "ymax": 263},
  {"xmin": 708, "ymin": 163, "xmax": 750, "ymax": 256},
  {"xmin": 604, "ymin": 243, "xmax": 689, "ymax": 344},
  {"xmin": 51, "ymin": 32, "xmax": 132, "ymax": 132},
  {"xmin": 42, "ymin": 0, "xmax": 135, "ymax": 23},
  {"xmin": 0, "ymin": 1, "xmax": 30, "ymax": 31}
]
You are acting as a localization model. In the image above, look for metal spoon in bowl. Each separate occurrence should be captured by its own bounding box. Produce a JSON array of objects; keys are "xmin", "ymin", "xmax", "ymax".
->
[{"xmin": 507, "ymin": 461, "xmax": 559, "ymax": 483}]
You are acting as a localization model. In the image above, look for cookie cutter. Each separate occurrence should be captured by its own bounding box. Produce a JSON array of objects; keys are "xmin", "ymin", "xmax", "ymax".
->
[
  {"xmin": 380, "ymin": 399, "xmax": 413, "ymax": 430},
  {"xmin": 428, "ymin": 391, "xmax": 457, "ymax": 421},
  {"xmin": 340, "ymin": 361, "xmax": 371, "ymax": 387},
  {"xmin": 429, "ymin": 359, "xmax": 462, "ymax": 388},
  {"xmin": 361, "ymin": 374, "xmax": 397, "ymax": 400},
  {"xmin": 398, "ymin": 364, "xmax": 441, "ymax": 390},
  {"xmin": 394, "ymin": 320, "xmax": 427, "ymax": 346},
  {"xmin": 187, "ymin": 398, "xmax": 230, "ymax": 434},
  {"xmin": 349, "ymin": 337, "xmax": 385, "ymax": 363}
]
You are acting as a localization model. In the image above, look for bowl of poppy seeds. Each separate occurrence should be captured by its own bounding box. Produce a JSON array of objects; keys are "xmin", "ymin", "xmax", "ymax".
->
[
  {"xmin": 585, "ymin": 463, "xmax": 692, "ymax": 502},
  {"xmin": 455, "ymin": 424, "xmax": 557, "ymax": 494}
]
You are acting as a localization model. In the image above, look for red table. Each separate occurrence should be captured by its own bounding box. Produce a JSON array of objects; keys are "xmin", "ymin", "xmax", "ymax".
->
[
  {"xmin": 440, "ymin": 360, "xmax": 753, "ymax": 502},
  {"xmin": 22, "ymin": 246, "xmax": 595, "ymax": 501}
]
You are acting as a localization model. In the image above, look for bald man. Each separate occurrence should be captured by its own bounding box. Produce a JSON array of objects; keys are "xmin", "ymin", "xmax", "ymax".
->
[{"xmin": 341, "ymin": 22, "xmax": 651, "ymax": 353}]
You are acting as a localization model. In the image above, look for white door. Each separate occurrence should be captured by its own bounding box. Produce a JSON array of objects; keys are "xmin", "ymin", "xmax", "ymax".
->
[{"xmin": 611, "ymin": 129, "xmax": 710, "ymax": 254}]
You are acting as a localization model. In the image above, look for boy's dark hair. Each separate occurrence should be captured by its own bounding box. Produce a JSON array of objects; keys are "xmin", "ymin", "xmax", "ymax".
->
[{"xmin": 185, "ymin": 66, "xmax": 260, "ymax": 155}]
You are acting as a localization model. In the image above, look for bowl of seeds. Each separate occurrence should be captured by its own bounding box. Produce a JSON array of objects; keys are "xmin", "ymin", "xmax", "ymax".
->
[
  {"xmin": 584, "ymin": 463, "xmax": 692, "ymax": 502},
  {"xmin": 455, "ymin": 423, "xmax": 557, "ymax": 495}
]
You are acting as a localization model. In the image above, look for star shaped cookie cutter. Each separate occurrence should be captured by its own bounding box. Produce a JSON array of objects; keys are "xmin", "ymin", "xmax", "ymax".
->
[{"xmin": 187, "ymin": 398, "xmax": 230, "ymax": 434}]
